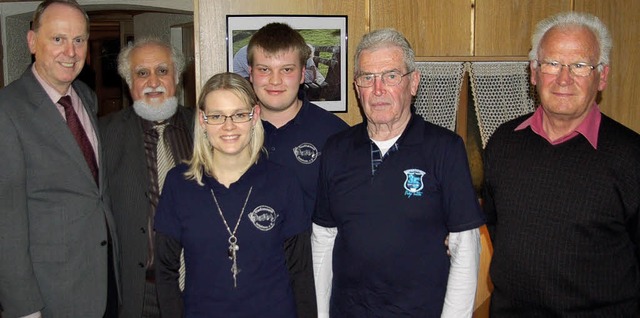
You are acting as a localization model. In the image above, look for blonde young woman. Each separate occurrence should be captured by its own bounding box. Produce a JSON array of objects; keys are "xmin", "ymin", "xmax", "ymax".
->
[{"xmin": 153, "ymin": 72, "xmax": 314, "ymax": 317}]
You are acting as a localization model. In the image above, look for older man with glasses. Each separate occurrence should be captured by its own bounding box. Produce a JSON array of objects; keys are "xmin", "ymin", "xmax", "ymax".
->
[
  {"xmin": 483, "ymin": 11, "xmax": 640, "ymax": 316},
  {"xmin": 311, "ymin": 28, "xmax": 485, "ymax": 317}
]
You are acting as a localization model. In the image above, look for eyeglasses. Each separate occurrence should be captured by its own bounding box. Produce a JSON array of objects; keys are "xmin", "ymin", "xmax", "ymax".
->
[
  {"xmin": 536, "ymin": 60, "xmax": 601, "ymax": 77},
  {"xmin": 202, "ymin": 110, "xmax": 254, "ymax": 125},
  {"xmin": 354, "ymin": 70, "xmax": 413, "ymax": 87}
]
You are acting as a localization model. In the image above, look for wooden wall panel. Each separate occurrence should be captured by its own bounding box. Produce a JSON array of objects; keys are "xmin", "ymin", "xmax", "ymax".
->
[
  {"xmin": 475, "ymin": 0, "xmax": 571, "ymax": 56},
  {"xmin": 370, "ymin": 0, "xmax": 473, "ymax": 57},
  {"xmin": 195, "ymin": 0, "xmax": 367, "ymax": 126},
  {"xmin": 575, "ymin": 0, "xmax": 640, "ymax": 132}
]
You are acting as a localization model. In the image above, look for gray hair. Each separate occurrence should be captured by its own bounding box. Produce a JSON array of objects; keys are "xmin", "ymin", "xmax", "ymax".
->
[
  {"xmin": 117, "ymin": 37, "xmax": 186, "ymax": 87},
  {"xmin": 354, "ymin": 28, "xmax": 416, "ymax": 75},
  {"xmin": 529, "ymin": 11, "xmax": 612, "ymax": 70}
]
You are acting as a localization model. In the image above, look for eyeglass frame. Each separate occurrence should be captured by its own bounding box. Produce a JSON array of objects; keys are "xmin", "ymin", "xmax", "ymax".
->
[
  {"xmin": 201, "ymin": 109, "xmax": 254, "ymax": 125},
  {"xmin": 354, "ymin": 70, "xmax": 414, "ymax": 87},
  {"xmin": 535, "ymin": 60, "xmax": 602, "ymax": 77}
]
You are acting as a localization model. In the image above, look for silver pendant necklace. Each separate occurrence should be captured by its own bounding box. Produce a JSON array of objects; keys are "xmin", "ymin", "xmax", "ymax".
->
[{"xmin": 210, "ymin": 186, "xmax": 253, "ymax": 288}]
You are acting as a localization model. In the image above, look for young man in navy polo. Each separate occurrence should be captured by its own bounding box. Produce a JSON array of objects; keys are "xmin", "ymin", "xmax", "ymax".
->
[
  {"xmin": 246, "ymin": 22, "xmax": 349, "ymax": 318},
  {"xmin": 247, "ymin": 23, "xmax": 348, "ymax": 215}
]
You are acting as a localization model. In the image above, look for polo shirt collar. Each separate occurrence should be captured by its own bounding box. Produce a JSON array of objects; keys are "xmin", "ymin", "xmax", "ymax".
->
[
  {"xmin": 358, "ymin": 110, "xmax": 424, "ymax": 147},
  {"xmin": 262, "ymin": 91, "xmax": 310, "ymax": 130},
  {"xmin": 290, "ymin": 98, "xmax": 310, "ymax": 126}
]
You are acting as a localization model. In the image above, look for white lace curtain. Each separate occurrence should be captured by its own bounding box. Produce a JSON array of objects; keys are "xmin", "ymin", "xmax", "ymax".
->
[
  {"xmin": 414, "ymin": 61, "xmax": 536, "ymax": 148},
  {"xmin": 469, "ymin": 62, "xmax": 536, "ymax": 147},
  {"xmin": 414, "ymin": 62, "xmax": 465, "ymax": 132}
]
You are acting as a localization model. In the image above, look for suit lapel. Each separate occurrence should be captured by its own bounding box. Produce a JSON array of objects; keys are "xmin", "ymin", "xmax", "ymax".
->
[
  {"xmin": 124, "ymin": 108, "xmax": 149, "ymax": 182},
  {"xmin": 21, "ymin": 70, "xmax": 97, "ymax": 187}
]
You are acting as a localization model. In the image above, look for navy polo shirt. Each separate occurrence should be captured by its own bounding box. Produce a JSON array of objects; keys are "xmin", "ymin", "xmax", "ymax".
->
[
  {"xmin": 314, "ymin": 114, "xmax": 485, "ymax": 317},
  {"xmin": 155, "ymin": 161, "xmax": 308, "ymax": 317},
  {"xmin": 262, "ymin": 99, "xmax": 348, "ymax": 216}
]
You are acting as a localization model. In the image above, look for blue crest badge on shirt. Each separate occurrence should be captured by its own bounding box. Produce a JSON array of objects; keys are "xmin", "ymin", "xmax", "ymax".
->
[
  {"xmin": 293, "ymin": 142, "xmax": 319, "ymax": 164},
  {"xmin": 403, "ymin": 169, "xmax": 425, "ymax": 198},
  {"xmin": 248, "ymin": 205, "xmax": 279, "ymax": 231}
]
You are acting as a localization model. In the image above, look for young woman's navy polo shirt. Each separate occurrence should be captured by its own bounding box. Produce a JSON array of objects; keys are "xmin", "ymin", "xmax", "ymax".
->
[{"xmin": 155, "ymin": 161, "xmax": 309, "ymax": 317}]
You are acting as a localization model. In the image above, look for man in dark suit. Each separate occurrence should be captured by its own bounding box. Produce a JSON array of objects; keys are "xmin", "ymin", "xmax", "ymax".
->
[
  {"xmin": 0, "ymin": 0, "xmax": 120, "ymax": 317},
  {"xmin": 100, "ymin": 37, "xmax": 193, "ymax": 318}
]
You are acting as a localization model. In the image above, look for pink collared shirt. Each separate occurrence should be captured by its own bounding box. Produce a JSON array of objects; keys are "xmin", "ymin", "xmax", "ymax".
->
[
  {"xmin": 32, "ymin": 65, "xmax": 99, "ymax": 163},
  {"xmin": 515, "ymin": 104, "xmax": 601, "ymax": 149}
]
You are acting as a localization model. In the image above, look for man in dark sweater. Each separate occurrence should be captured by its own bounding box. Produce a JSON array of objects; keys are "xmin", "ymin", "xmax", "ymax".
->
[{"xmin": 484, "ymin": 11, "xmax": 640, "ymax": 316}]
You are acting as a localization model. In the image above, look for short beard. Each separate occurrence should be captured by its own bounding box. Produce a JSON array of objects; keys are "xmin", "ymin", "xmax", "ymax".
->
[{"xmin": 133, "ymin": 96, "xmax": 179, "ymax": 122}]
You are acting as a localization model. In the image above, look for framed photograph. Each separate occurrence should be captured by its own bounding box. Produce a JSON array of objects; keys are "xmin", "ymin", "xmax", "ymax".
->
[{"xmin": 227, "ymin": 15, "xmax": 348, "ymax": 112}]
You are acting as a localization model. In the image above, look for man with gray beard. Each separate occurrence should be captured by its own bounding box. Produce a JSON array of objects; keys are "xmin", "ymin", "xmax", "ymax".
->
[{"xmin": 99, "ymin": 37, "xmax": 194, "ymax": 318}]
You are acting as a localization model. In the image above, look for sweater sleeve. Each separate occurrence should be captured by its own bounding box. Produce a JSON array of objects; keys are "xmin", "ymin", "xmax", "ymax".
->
[
  {"xmin": 284, "ymin": 229, "xmax": 318, "ymax": 318},
  {"xmin": 154, "ymin": 232, "xmax": 184, "ymax": 318},
  {"xmin": 482, "ymin": 144, "xmax": 497, "ymax": 242}
]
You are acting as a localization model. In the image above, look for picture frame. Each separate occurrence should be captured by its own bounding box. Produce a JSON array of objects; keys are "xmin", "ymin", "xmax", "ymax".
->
[{"xmin": 226, "ymin": 15, "xmax": 348, "ymax": 112}]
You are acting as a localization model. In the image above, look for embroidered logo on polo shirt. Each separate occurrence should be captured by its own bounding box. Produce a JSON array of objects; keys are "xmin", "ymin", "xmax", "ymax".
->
[
  {"xmin": 403, "ymin": 169, "xmax": 425, "ymax": 198},
  {"xmin": 293, "ymin": 142, "xmax": 319, "ymax": 164},
  {"xmin": 248, "ymin": 205, "xmax": 279, "ymax": 231}
]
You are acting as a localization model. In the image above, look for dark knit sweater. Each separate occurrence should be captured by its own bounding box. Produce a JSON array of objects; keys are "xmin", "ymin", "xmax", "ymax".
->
[{"xmin": 483, "ymin": 114, "xmax": 640, "ymax": 317}]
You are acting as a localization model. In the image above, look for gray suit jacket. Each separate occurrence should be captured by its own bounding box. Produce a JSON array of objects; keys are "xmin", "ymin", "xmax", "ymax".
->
[
  {"xmin": 99, "ymin": 106, "xmax": 193, "ymax": 318},
  {"xmin": 0, "ymin": 67, "xmax": 120, "ymax": 317}
]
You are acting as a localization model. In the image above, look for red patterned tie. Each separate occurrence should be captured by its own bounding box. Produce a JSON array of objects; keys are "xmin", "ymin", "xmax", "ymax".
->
[{"xmin": 58, "ymin": 96, "xmax": 99, "ymax": 185}]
